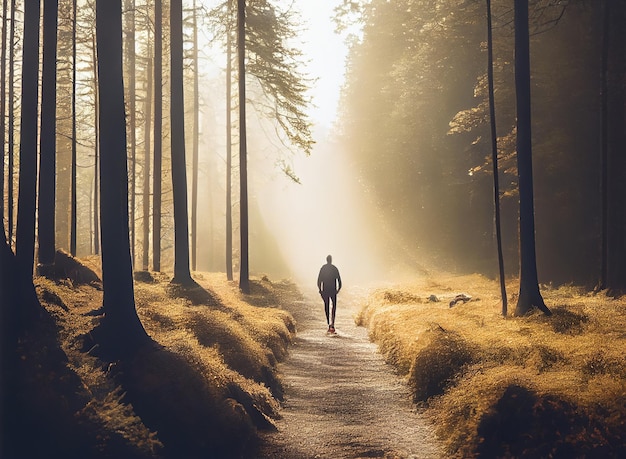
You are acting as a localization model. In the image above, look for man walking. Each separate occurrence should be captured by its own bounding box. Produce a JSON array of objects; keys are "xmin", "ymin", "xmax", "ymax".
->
[{"xmin": 317, "ymin": 255, "xmax": 342, "ymax": 333}]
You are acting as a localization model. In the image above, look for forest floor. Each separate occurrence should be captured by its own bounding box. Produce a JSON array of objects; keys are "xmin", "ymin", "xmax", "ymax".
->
[
  {"xmin": 355, "ymin": 272, "xmax": 626, "ymax": 458},
  {"xmin": 3, "ymin": 254, "xmax": 300, "ymax": 458},
  {"xmin": 254, "ymin": 286, "xmax": 442, "ymax": 459},
  {"xmin": 4, "ymin": 253, "xmax": 626, "ymax": 458}
]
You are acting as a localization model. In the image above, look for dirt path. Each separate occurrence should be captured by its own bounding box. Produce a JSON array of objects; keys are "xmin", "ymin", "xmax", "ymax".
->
[{"xmin": 255, "ymin": 287, "xmax": 443, "ymax": 459}]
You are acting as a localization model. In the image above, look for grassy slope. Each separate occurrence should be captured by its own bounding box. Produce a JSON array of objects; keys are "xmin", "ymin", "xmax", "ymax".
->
[
  {"xmin": 357, "ymin": 273, "xmax": 626, "ymax": 458},
  {"xmin": 3, "ymin": 261, "xmax": 299, "ymax": 459}
]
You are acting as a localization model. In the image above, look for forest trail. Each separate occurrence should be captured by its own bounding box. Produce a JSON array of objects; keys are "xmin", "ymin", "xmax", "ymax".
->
[{"xmin": 254, "ymin": 287, "xmax": 443, "ymax": 459}]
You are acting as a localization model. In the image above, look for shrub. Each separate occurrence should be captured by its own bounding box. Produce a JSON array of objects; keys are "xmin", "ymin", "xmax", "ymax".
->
[{"xmin": 408, "ymin": 328, "xmax": 473, "ymax": 402}]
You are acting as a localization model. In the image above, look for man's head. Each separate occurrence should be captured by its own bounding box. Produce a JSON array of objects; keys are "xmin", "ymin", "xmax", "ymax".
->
[{"xmin": 326, "ymin": 255, "xmax": 332, "ymax": 264}]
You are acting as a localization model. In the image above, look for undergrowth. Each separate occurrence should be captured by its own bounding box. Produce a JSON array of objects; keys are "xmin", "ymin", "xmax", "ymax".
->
[
  {"xmin": 2, "ymin": 256, "xmax": 298, "ymax": 459},
  {"xmin": 357, "ymin": 273, "xmax": 626, "ymax": 458}
]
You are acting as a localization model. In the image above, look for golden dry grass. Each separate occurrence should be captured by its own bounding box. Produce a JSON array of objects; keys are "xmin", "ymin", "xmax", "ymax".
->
[
  {"xmin": 135, "ymin": 273, "xmax": 296, "ymax": 400},
  {"xmin": 10, "ymin": 268, "xmax": 299, "ymax": 458},
  {"xmin": 357, "ymin": 273, "xmax": 626, "ymax": 457}
]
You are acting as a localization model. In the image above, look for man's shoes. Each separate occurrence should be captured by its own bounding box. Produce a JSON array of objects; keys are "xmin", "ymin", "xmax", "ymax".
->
[{"xmin": 329, "ymin": 326, "xmax": 336, "ymax": 333}]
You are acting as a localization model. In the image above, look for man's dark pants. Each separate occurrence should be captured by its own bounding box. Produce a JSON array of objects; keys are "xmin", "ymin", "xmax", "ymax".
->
[{"xmin": 322, "ymin": 291, "xmax": 337, "ymax": 326}]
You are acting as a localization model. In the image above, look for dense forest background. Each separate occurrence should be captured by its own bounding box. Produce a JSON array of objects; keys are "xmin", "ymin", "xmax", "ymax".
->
[
  {"xmin": 1, "ymin": 0, "xmax": 313, "ymax": 285},
  {"xmin": 1, "ymin": 0, "xmax": 625, "ymax": 291},
  {"xmin": 338, "ymin": 0, "xmax": 626, "ymax": 288}
]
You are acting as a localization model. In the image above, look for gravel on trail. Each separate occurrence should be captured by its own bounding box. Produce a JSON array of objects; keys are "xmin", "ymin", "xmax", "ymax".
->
[{"xmin": 255, "ymin": 287, "xmax": 443, "ymax": 459}]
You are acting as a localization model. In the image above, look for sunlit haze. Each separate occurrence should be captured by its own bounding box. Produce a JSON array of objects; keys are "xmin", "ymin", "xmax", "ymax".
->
[
  {"xmin": 251, "ymin": 1, "xmax": 393, "ymax": 288},
  {"xmin": 293, "ymin": 0, "xmax": 347, "ymax": 130},
  {"xmin": 257, "ymin": 139, "xmax": 387, "ymax": 288},
  {"xmin": 190, "ymin": 0, "xmax": 390, "ymax": 287}
]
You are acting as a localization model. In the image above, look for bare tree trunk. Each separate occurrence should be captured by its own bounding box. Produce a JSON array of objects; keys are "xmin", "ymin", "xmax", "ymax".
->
[
  {"xmin": 513, "ymin": 0, "xmax": 550, "ymax": 316},
  {"xmin": 95, "ymin": 0, "xmax": 149, "ymax": 353},
  {"xmin": 605, "ymin": 0, "xmax": 626, "ymax": 296},
  {"xmin": 599, "ymin": 0, "xmax": 609, "ymax": 290},
  {"xmin": 7, "ymin": 0, "xmax": 15, "ymax": 247},
  {"xmin": 153, "ymin": 0, "xmax": 162, "ymax": 272},
  {"xmin": 486, "ymin": 0, "xmax": 507, "ymax": 316},
  {"xmin": 170, "ymin": 0, "xmax": 193, "ymax": 285},
  {"xmin": 37, "ymin": 0, "xmax": 59, "ymax": 272},
  {"xmin": 13, "ymin": 0, "xmax": 43, "ymax": 336},
  {"xmin": 15, "ymin": 0, "xmax": 41, "ymax": 279},
  {"xmin": 70, "ymin": 0, "xmax": 78, "ymax": 256},
  {"xmin": 142, "ymin": 46, "xmax": 153, "ymax": 271},
  {"xmin": 191, "ymin": 0, "xmax": 199, "ymax": 272},
  {"xmin": 225, "ymin": 0, "xmax": 233, "ymax": 281},
  {"xmin": 92, "ymin": 32, "xmax": 100, "ymax": 255},
  {"xmin": 0, "ymin": 233, "xmax": 18, "ymax": 417},
  {"xmin": 0, "ymin": 0, "xmax": 7, "ymax": 241},
  {"xmin": 237, "ymin": 0, "xmax": 249, "ymax": 293},
  {"xmin": 126, "ymin": 0, "xmax": 137, "ymax": 270}
]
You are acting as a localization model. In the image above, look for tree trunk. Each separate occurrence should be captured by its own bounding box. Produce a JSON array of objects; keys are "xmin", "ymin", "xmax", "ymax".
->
[
  {"xmin": 15, "ymin": 0, "xmax": 41, "ymax": 279},
  {"xmin": 225, "ymin": 0, "xmax": 234, "ymax": 281},
  {"xmin": 92, "ymin": 32, "xmax": 100, "ymax": 255},
  {"xmin": 599, "ymin": 0, "xmax": 609, "ymax": 290},
  {"xmin": 95, "ymin": 0, "xmax": 149, "ymax": 353},
  {"xmin": 486, "ymin": 0, "xmax": 507, "ymax": 316},
  {"xmin": 153, "ymin": 0, "xmax": 162, "ymax": 272},
  {"xmin": 513, "ymin": 0, "xmax": 550, "ymax": 316},
  {"xmin": 0, "ymin": 0, "xmax": 7, "ymax": 240},
  {"xmin": 13, "ymin": 0, "xmax": 42, "ymax": 332},
  {"xmin": 126, "ymin": 0, "xmax": 137, "ymax": 270},
  {"xmin": 605, "ymin": 0, "xmax": 626, "ymax": 296},
  {"xmin": 142, "ymin": 47, "xmax": 153, "ymax": 271},
  {"xmin": 1, "ymin": 232, "xmax": 20, "ymax": 433},
  {"xmin": 237, "ymin": 0, "xmax": 250, "ymax": 293},
  {"xmin": 37, "ymin": 0, "xmax": 59, "ymax": 272},
  {"xmin": 170, "ymin": 0, "xmax": 193, "ymax": 285},
  {"xmin": 70, "ymin": 0, "xmax": 77, "ymax": 256},
  {"xmin": 7, "ymin": 0, "xmax": 15, "ymax": 247},
  {"xmin": 191, "ymin": 0, "xmax": 199, "ymax": 272}
]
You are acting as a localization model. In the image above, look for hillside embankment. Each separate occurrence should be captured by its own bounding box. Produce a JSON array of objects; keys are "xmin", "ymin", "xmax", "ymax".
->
[
  {"xmin": 3, "ymin": 253, "xmax": 299, "ymax": 458},
  {"xmin": 356, "ymin": 273, "xmax": 626, "ymax": 457}
]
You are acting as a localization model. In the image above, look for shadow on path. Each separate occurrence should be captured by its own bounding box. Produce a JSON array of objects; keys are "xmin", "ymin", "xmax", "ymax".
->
[{"xmin": 255, "ymin": 287, "xmax": 442, "ymax": 459}]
